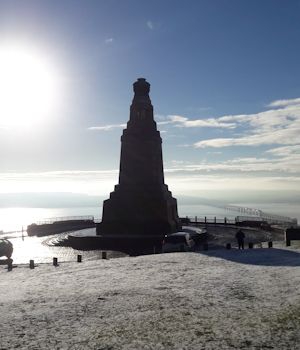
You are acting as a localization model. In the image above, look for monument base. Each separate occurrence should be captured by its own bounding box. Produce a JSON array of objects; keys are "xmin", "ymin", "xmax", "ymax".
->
[
  {"xmin": 98, "ymin": 184, "xmax": 181, "ymax": 236},
  {"xmin": 69, "ymin": 233, "xmax": 164, "ymax": 255}
]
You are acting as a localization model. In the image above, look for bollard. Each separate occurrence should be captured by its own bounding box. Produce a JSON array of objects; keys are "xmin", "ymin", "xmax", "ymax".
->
[
  {"xmin": 77, "ymin": 255, "xmax": 82, "ymax": 263},
  {"xmin": 29, "ymin": 260, "xmax": 35, "ymax": 269},
  {"xmin": 102, "ymin": 251, "xmax": 107, "ymax": 259},
  {"xmin": 268, "ymin": 241, "xmax": 273, "ymax": 248},
  {"xmin": 248, "ymin": 242, "xmax": 253, "ymax": 249},
  {"xmin": 224, "ymin": 217, "xmax": 227, "ymax": 225},
  {"xmin": 226, "ymin": 243, "xmax": 231, "ymax": 250},
  {"xmin": 53, "ymin": 257, "xmax": 58, "ymax": 266},
  {"xmin": 205, "ymin": 216, "xmax": 207, "ymax": 224},
  {"xmin": 203, "ymin": 243, "xmax": 208, "ymax": 251},
  {"xmin": 7, "ymin": 259, "xmax": 13, "ymax": 271},
  {"xmin": 286, "ymin": 239, "xmax": 291, "ymax": 247}
]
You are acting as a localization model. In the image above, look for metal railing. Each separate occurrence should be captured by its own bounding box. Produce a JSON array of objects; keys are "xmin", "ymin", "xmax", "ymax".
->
[{"xmin": 35, "ymin": 215, "xmax": 95, "ymax": 225}]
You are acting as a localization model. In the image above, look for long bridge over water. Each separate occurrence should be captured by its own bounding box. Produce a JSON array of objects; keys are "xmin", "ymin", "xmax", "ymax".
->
[{"xmin": 224, "ymin": 205, "xmax": 297, "ymax": 226}]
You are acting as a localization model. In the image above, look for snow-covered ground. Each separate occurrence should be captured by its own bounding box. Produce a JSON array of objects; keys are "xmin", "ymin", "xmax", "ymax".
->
[{"xmin": 1, "ymin": 245, "xmax": 300, "ymax": 350}]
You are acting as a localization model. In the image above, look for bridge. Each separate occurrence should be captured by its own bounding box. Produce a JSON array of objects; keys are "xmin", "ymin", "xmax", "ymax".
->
[{"xmin": 224, "ymin": 205, "xmax": 297, "ymax": 226}]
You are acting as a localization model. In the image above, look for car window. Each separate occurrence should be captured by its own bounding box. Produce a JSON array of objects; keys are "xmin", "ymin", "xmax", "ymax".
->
[{"xmin": 165, "ymin": 235, "xmax": 187, "ymax": 244}]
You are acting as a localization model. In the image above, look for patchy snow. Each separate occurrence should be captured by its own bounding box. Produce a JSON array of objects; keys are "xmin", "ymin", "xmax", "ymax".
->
[{"xmin": 1, "ymin": 246, "xmax": 300, "ymax": 349}]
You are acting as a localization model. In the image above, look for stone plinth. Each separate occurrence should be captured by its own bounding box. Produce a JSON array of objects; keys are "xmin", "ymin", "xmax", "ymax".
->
[{"xmin": 97, "ymin": 78, "xmax": 181, "ymax": 237}]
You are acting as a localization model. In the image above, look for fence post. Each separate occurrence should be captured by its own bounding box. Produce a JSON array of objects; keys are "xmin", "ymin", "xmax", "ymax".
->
[
  {"xmin": 224, "ymin": 217, "xmax": 227, "ymax": 225},
  {"xmin": 29, "ymin": 260, "xmax": 35, "ymax": 269},
  {"xmin": 248, "ymin": 242, "xmax": 253, "ymax": 249},
  {"xmin": 7, "ymin": 259, "xmax": 13, "ymax": 271},
  {"xmin": 205, "ymin": 216, "xmax": 207, "ymax": 224},
  {"xmin": 268, "ymin": 241, "xmax": 273, "ymax": 248},
  {"xmin": 102, "ymin": 251, "xmax": 107, "ymax": 259},
  {"xmin": 286, "ymin": 239, "xmax": 291, "ymax": 246},
  {"xmin": 195, "ymin": 216, "xmax": 197, "ymax": 223},
  {"xmin": 53, "ymin": 257, "xmax": 58, "ymax": 266},
  {"xmin": 77, "ymin": 255, "xmax": 82, "ymax": 263}
]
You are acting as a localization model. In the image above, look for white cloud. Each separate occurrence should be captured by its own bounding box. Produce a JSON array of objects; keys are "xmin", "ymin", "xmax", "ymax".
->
[
  {"xmin": 0, "ymin": 170, "xmax": 119, "ymax": 195},
  {"xmin": 0, "ymin": 170, "xmax": 119, "ymax": 181},
  {"xmin": 157, "ymin": 121, "xmax": 172, "ymax": 126},
  {"xmin": 166, "ymin": 154, "xmax": 300, "ymax": 174},
  {"xmin": 194, "ymin": 97, "xmax": 300, "ymax": 148},
  {"xmin": 267, "ymin": 97, "xmax": 300, "ymax": 108},
  {"xmin": 266, "ymin": 145, "xmax": 300, "ymax": 156},
  {"xmin": 105, "ymin": 38, "xmax": 114, "ymax": 44},
  {"xmin": 88, "ymin": 123, "xmax": 126, "ymax": 131},
  {"xmin": 147, "ymin": 21, "xmax": 154, "ymax": 30},
  {"xmin": 165, "ymin": 172, "xmax": 300, "ymax": 195},
  {"xmin": 1, "ymin": 162, "xmax": 299, "ymax": 198},
  {"xmin": 168, "ymin": 115, "xmax": 236, "ymax": 129},
  {"xmin": 177, "ymin": 143, "xmax": 192, "ymax": 148},
  {"xmin": 207, "ymin": 151, "xmax": 222, "ymax": 155}
]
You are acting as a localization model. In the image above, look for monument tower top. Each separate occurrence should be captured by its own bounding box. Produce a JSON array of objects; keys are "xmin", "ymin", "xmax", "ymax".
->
[{"xmin": 133, "ymin": 78, "xmax": 150, "ymax": 96}]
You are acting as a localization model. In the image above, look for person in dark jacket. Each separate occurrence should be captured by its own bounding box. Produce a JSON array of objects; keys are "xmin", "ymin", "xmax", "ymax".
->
[{"xmin": 235, "ymin": 229, "xmax": 245, "ymax": 250}]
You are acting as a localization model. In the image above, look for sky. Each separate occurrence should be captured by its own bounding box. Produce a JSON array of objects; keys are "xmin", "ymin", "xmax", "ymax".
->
[{"xmin": 0, "ymin": 0, "xmax": 300, "ymax": 205}]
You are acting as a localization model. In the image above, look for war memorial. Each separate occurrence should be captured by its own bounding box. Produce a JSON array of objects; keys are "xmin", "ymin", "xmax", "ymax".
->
[
  {"xmin": 95, "ymin": 78, "xmax": 181, "ymax": 252},
  {"xmin": 68, "ymin": 79, "xmax": 299, "ymax": 253}
]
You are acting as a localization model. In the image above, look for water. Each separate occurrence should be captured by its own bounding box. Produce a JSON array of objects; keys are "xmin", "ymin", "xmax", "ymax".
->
[
  {"xmin": 1, "ymin": 203, "xmax": 299, "ymax": 264},
  {"xmin": 2, "ymin": 229, "xmax": 126, "ymax": 265},
  {"xmin": 0, "ymin": 205, "xmax": 230, "ymax": 233},
  {"xmin": 0, "ymin": 207, "xmax": 102, "ymax": 232},
  {"xmin": 1, "ymin": 203, "xmax": 299, "ymax": 233},
  {"xmin": 232, "ymin": 202, "xmax": 300, "ymax": 221}
]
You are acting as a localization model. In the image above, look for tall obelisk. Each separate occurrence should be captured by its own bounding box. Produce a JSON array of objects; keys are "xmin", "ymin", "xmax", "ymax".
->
[{"xmin": 98, "ymin": 78, "xmax": 181, "ymax": 236}]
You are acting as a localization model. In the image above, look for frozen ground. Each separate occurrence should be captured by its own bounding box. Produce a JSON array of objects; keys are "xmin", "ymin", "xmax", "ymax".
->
[{"xmin": 1, "ymin": 244, "xmax": 300, "ymax": 350}]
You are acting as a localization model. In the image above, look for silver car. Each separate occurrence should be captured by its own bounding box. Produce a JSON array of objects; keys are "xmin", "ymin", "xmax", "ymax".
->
[{"xmin": 162, "ymin": 232, "xmax": 196, "ymax": 253}]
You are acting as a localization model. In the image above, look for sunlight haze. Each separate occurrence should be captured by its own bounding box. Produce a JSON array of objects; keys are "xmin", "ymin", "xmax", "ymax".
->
[
  {"xmin": 0, "ymin": 0, "xmax": 299, "ymax": 209},
  {"xmin": 0, "ymin": 42, "xmax": 61, "ymax": 129}
]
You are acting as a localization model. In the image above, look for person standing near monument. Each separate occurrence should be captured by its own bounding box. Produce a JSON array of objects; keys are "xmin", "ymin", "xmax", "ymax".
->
[{"xmin": 235, "ymin": 229, "xmax": 245, "ymax": 250}]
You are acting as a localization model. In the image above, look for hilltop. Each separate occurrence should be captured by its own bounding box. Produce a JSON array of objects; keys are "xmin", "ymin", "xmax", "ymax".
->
[{"xmin": 1, "ymin": 244, "xmax": 300, "ymax": 350}]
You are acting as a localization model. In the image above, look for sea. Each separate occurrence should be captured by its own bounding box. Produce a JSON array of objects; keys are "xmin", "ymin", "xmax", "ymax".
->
[
  {"xmin": 1, "ymin": 203, "xmax": 299, "ymax": 233},
  {"xmin": 0, "ymin": 203, "xmax": 299, "ymax": 264}
]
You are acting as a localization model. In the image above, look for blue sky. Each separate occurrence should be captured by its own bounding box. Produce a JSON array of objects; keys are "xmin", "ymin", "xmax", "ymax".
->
[{"xmin": 0, "ymin": 0, "xmax": 300, "ymax": 201}]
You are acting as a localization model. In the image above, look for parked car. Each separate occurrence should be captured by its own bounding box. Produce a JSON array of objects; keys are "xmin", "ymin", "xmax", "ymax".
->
[
  {"xmin": 182, "ymin": 227, "xmax": 207, "ymax": 245},
  {"xmin": 0, "ymin": 239, "xmax": 13, "ymax": 258},
  {"xmin": 162, "ymin": 232, "xmax": 196, "ymax": 253}
]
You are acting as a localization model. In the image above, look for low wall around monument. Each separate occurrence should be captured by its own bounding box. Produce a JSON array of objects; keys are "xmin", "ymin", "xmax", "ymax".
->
[{"xmin": 68, "ymin": 234, "xmax": 164, "ymax": 255}]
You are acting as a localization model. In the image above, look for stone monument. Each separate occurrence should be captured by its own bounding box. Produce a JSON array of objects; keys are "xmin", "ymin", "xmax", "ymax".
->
[{"xmin": 97, "ymin": 78, "xmax": 181, "ymax": 239}]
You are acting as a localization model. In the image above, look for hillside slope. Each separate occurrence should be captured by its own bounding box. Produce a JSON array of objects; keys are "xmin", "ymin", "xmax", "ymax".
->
[{"xmin": 1, "ymin": 246, "xmax": 300, "ymax": 349}]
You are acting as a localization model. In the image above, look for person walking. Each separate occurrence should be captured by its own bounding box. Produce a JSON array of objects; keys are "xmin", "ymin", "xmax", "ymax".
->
[{"xmin": 235, "ymin": 229, "xmax": 245, "ymax": 250}]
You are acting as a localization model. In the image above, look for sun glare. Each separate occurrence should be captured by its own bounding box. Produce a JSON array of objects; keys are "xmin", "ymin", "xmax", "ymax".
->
[{"xmin": 0, "ymin": 43, "xmax": 60, "ymax": 129}]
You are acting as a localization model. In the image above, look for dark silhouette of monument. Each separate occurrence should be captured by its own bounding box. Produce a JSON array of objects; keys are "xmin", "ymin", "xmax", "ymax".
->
[{"xmin": 97, "ymin": 78, "xmax": 181, "ymax": 240}]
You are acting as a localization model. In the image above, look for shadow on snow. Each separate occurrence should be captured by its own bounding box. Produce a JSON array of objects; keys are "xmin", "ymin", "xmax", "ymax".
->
[{"xmin": 198, "ymin": 247, "xmax": 300, "ymax": 267}]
